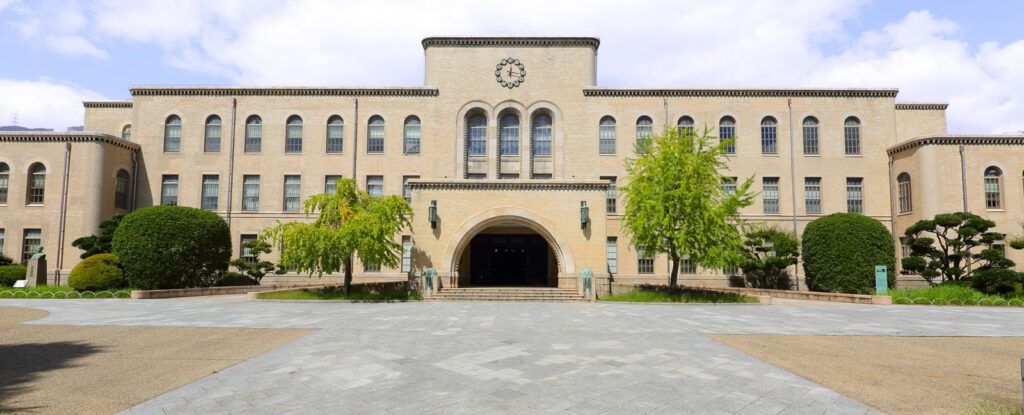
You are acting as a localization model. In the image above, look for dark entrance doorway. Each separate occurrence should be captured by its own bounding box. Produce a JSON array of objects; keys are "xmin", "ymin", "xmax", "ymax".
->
[{"xmin": 468, "ymin": 233, "xmax": 552, "ymax": 286}]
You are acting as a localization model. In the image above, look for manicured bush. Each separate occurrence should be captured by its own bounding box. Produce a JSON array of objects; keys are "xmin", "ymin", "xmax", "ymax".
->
[
  {"xmin": 112, "ymin": 205, "xmax": 232, "ymax": 290},
  {"xmin": 0, "ymin": 254, "xmax": 13, "ymax": 266},
  {"xmin": 970, "ymin": 268, "xmax": 1024, "ymax": 296},
  {"xmin": 802, "ymin": 213, "xmax": 895, "ymax": 294},
  {"xmin": 0, "ymin": 265, "xmax": 27, "ymax": 287},
  {"xmin": 68, "ymin": 253, "xmax": 124, "ymax": 291}
]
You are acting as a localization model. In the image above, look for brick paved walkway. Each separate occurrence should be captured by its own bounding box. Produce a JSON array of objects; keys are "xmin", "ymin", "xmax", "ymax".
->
[{"xmin": 4, "ymin": 298, "xmax": 1023, "ymax": 414}]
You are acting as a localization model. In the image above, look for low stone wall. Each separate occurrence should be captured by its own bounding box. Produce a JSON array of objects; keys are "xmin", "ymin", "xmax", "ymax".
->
[
  {"xmin": 248, "ymin": 280, "xmax": 416, "ymax": 301},
  {"xmin": 131, "ymin": 282, "xmax": 345, "ymax": 299},
  {"xmin": 696, "ymin": 286, "xmax": 892, "ymax": 305}
]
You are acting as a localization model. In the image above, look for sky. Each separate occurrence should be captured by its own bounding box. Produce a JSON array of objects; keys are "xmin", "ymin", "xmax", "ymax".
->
[{"xmin": 0, "ymin": 0, "xmax": 1022, "ymax": 134}]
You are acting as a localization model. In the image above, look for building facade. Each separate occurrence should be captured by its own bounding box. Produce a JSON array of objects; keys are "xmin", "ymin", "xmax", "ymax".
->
[{"xmin": 1, "ymin": 36, "xmax": 1021, "ymax": 288}]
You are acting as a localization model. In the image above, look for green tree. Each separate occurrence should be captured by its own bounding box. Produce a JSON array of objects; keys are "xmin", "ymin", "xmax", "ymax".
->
[
  {"xmin": 901, "ymin": 212, "xmax": 1009, "ymax": 285},
  {"xmin": 223, "ymin": 240, "xmax": 277, "ymax": 285},
  {"xmin": 72, "ymin": 214, "xmax": 124, "ymax": 259},
  {"xmin": 739, "ymin": 227, "xmax": 800, "ymax": 289},
  {"xmin": 802, "ymin": 213, "xmax": 895, "ymax": 294},
  {"xmin": 261, "ymin": 178, "xmax": 412, "ymax": 295},
  {"xmin": 621, "ymin": 127, "xmax": 755, "ymax": 288}
]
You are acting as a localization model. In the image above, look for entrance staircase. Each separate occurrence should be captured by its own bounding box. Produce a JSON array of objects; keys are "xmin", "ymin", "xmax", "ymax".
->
[{"xmin": 428, "ymin": 287, "xmax": 586, "ymax": 302}]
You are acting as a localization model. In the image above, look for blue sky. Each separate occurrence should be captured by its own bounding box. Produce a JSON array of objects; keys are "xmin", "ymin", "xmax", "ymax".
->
[{"xmin": 1, "ymin": 0, "xmax": 1022, "ymax": 134}]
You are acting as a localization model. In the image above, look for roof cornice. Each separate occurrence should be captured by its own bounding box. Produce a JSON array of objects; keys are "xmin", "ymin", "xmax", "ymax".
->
[
  {"xmin": 422, "ymin": 36, "xmax": 600, "ymax": 50},
  {"xmin": 887, "ymin": 134, "xmax": 1024, "ymax": 155},
  {"xmin": 895, "ymin": 103, "xmax": 948, "ymax": 110},
  {"xmin": 583, "ymin": 87, "xmax": 899, "ymax": 98},
  {"xmin": 130, "ymin": 87, "xmax": 439, "ymax": 97},
  {"xmin": 0, "ymin": 131, "xmax": 141, "ymax": 151},
  {"xmin": 83, "ymin": 100, "xmax": 133, "ymax": 108},
  {"xmin": 408, "ymin": 179, "xmax": 609, "ymax": 191}
]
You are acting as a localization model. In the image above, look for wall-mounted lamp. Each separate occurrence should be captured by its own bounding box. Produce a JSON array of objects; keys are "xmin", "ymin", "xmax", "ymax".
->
[
  {"xmin": 580, "ymin": 201, "xmax": 589, "ymax": 229},
  {"xmin": 428, "ymin": 200, "xmax": 438, "ymax": 229}
]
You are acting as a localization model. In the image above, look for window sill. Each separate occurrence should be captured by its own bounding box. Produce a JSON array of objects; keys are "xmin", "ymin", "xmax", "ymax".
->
[
  {"xmin": 325, "ymin": 152, "xmax": 344, "ymax": 155},
  {"xmin": 761, "ymin": 153, "xmax": 780, "ymax": 157},
  {"xmin": 26, "ymin": 204, "xmax": 44, "ymax": 207},
  {"xmin": 803, "ymin": 154, "xmax": 821, "ymax": 157},
  {"xmin": 897, "ymin": 211, "xmax": 914, "ymax": 216},
  {"xmin": 404, "ymin": 152, "xmax": 421, "ymax": 156},
  {"xmin": 986, "ymin": 209, "xmax": 1006, "ymax": 212},
  {"xmin": 599, "ymin": 153, "xmax": 617, "ymax": 156},
  {"xmin": 845, "ymin": 154, "xmax": 863, "ymax": 158},
  {"xmin": 283, "ymin": 152, "xmax": 303, "ymax": 155},
  {"xmin": 366, "ymin": 152, "xmax": 385, "ymax": 155}
]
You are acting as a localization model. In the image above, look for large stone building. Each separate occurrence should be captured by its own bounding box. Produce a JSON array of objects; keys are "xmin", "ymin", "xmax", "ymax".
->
[{"xmin": 1, "ymin": 36, "xmax": 1022, "ymax": 289}]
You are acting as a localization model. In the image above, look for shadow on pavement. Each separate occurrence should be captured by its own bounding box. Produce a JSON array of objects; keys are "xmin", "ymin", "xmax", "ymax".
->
[{"xmin": 0, "ymin": 341, "xmax": 103, "ymax": 413}]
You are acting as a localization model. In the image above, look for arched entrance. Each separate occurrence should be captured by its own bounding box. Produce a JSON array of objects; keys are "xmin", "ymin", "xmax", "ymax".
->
[{"xmin": 460, "ymin": 222, "xmax": 557, "ymax": 287}]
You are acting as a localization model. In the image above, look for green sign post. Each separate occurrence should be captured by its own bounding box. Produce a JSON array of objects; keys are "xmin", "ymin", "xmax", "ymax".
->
[{"xmin": 875, "ymin": 265, "xmax": 888, "ymax": 295}]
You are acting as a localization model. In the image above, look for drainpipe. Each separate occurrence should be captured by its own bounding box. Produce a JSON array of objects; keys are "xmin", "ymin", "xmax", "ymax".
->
[
  {"xmin": 959, "ymin": 145, "xmax": 968, "ymax": 212},
  {"xmin": 888, "ymin": 154, "xmax": 897, "ymax": 257},
  {"xmin": 352, "ymin": 98, "xmax": 359, "ymax": 179},
  {"xmin": 55, "ymin": 142, "xmax": 71, "ymax": 285},
  {"xmin": 787, "ymin": 99, "xmax": 800, "ymax": 290},
  {"xmin": 663, "ymin": 99, "xmax": 668, "ymax": 130},
  {"xmin": 226, "ymin": 98, "xmax": 237, "ymax": 227},
  {"xmin": 130, "ymin": 152, "xmax": 138, "ymax": 211}
]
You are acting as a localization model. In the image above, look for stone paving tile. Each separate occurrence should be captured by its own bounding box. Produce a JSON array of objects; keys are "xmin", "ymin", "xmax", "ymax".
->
[{"xmin": 5, "ymin": 298, "xmax": 1023, "ymax": 414}]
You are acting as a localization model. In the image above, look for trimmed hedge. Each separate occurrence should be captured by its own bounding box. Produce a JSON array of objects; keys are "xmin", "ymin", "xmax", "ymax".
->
[
  {"xmin": 0, "ymin": 265, "xmax": 27, "ymax": 287},
  {"xmin": 802, "ymin": 213, "xmax": 895, "ymax": 294},
  {"xmin": 68, "ymin": 253, "xmax": 124, "ymax": 291},
  {"xmin": 971, "ymin": 268, "xmax": 1024, "ymax": 295},
  {"xmin": 112, "ymin": 206, "xmax": 232, "ymax": 290}
]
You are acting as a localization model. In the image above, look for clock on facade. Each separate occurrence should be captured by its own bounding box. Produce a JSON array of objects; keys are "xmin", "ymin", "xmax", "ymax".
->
[{"xmin": 495, "ymin": 58, "xmax": 526, "ymax": 89}]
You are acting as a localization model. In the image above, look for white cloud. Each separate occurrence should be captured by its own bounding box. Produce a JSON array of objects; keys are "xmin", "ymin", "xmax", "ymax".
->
[
  {"xmin": 45, "ymin": 34, "xmax": 107, "ymax": 58},
  {"xmin": 0, "ymin": 79, "xmax": 104, "ymax": 130}
]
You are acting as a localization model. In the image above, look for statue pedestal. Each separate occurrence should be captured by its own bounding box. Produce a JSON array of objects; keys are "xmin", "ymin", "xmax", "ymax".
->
[{"xmin": 26, "ymin": 254, "xmax": 47, "ymax": 287}]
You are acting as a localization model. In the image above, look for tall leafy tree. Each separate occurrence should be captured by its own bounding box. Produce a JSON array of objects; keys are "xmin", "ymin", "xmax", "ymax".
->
[
  {"xmin": 621, "ymin": 127, "xmax": 755, "ymax": 288},
  {"xmin": 72, "ymin": 214, "xmax": 124, "ymax": 259},
  {"xmin": 740, "ymin": 227, "xmax": 800, "ymax": 289},
  {"xmin": 261, "ymin": 178, "xmax": 412, "ymax": 294},
  {"xmin": 901, "ymin": 212, "xmax": 1009, "ymax": 285}
]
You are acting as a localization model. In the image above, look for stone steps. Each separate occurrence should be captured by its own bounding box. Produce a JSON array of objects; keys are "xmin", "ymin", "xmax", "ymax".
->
[{"xmin": 428, "ymin": 287, "xmax": 586, "ymax": 302}]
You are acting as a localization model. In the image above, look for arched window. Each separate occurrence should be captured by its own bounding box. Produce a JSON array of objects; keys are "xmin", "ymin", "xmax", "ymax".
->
[
  {"xmin": 326, "ymin": 115, "xmax": 344, "ymax": 153},
  {"xmin": 635, "ymin": 116, "xmax": 653, "ymax": 153},
  {"xmin": 204, "ymin": 115, "xmax": 221, "ymax": 152},
  {"xmin": 404, "ymin": 116, "xmax": 421, "ymax": 153},
  {"xmin": 0, "ymin": 162, "xmax": 8, "ymax": 204},
  {"xmin": 121, "ymin": 124, "xmax": 131, "ymax": 141},
  {"xmin": 844, "ymin": 117, "xmax": 861, "ymax": 155},
  {"xmin": 599, "ymin": 116, "xmax": 616, "ymax": 154},
  {"xmin": 677, "ymin": 116, "xmax": 694, "ymax": 136},
  {"xmin": 27, "ymin": 163, "xmax": 46, "ymax": 204},
  {"xmin": 498, "ymin": 114, "xmax": 517, "ymax": 155},
  {"xmin": 719, "ymin": 116, "xmax": 736, "ymax": 153},
  {"xmin": 367, "ymin": 116, "xmax": 384, "ymax": 153},
  {"xmin": 467, "ymin": 113, "xmax": 488, "ymax": 155},
  {"xmin": 533, "ymin": 114, "xmax": 552, "ymax": 155},
  {"xmin": 115, "ymin": 169, "xmax": 130, "ymax": 210},
  {"xmin": 761, "ymin": 116, "xmax": 777, "ymax": 154},
  {"xmin": 985, "ymin": 166, "xmax": 1003, "ymax": 209},
  {"xmin": 285, "ymin": 115, "xmax": 303, "ymax": 153},
  {"xmin": 164, "ymin": 115, "xmax": 181, "ymax": 152},
  {"xmin": 802, "ymin": 117, "xmax": 819, "ymax": 154},
  {"xmin": 897, "ymin": 173, "xmax": 912, "ymax": 213},
  {"xmin": 245, "ymin": 115, "xmax": 262, "ymax": 153}
]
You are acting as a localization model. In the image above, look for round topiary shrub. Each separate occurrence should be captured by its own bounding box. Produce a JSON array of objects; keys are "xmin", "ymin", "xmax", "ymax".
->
[
  {"xmin": 0, "ymin": 265, "xmax": 28, "ymax": 287},
  {"xmin": 802, "ymin": 213, "xmax": 895, "ymax": 294},
  {"xmin": 112, "ymin": 205, "xmax": 232, "ymax": 290},
  {"xmin": 68, "ymin": 253, "xmax": 124, "ymax": 291}
]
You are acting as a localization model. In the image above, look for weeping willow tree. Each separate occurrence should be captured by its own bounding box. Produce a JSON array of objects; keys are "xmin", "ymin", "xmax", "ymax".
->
[
  {"xmin": 261, "ymin": 178, "xmax": 412, "ymax": 294},
  {"xmin": 621, "ymin": 126, "xmax": 755, "ymax": 288}
]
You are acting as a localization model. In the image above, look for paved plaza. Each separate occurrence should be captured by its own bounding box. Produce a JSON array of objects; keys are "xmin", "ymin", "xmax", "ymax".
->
[{"xmin": 3, "ymin": 298, "xmax": 1024, "ymax": 414}]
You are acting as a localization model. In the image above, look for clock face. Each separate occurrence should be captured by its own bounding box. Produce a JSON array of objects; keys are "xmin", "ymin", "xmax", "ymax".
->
[{"xmin": 494, "ymin": 57, "xmax": 526, "ymax": 89}]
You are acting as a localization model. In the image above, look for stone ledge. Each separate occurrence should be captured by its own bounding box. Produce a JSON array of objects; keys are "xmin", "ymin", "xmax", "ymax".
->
[
  {"xmin": 131, "ymin": 282, "xmax": 341, "ymax": 299},
  {"xmin": 698, "ymin": 286, "xmax": 891, "ymax": 305}
]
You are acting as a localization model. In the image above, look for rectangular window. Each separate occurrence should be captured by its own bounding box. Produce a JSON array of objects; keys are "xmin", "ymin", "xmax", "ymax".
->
[
  {"xmin": 0, "ymin": 170, "xmax": 7, "ymax": 204},
  {"xmin": 761, "ymin": 124, "xmax": 777, "ymax": 154},
  {"xmin": 22, "ymin": 229, "xmax": 41, "ymax": 262},
  {"xmin": 606, "ymin": 237, "xmax": 617, "ymax": 274},
  {"xmin": 900, "ymin": 237, "xmax": 911, "ymax": 260},
  {"xmin": 366, "ymin": 175, "xmax": 383, "ymax": 198},
  {"xmin": 241, "ymin": 234, "xmax": 258, "ymax": 265},
  {"xmin": 602, "ymin": 176, "xmax": 617, "ymax": 214},
  {"xmin": 325, "ymin": 175, "xmax": 342, "ymax": 194},
  {"xmin": 161, "ymin": 175, "xmax": 178, "ymax": 206},
  {"xmin": 285, "ymin": 123, "xmax": 303, "ymax": 153},
  {"xmin": 245, "ymin": 122, "xmax": 261, "ymax": 153},
  {"xmin": 205, "ymin": 122, "xmax": 221, "ymax": 152},
  {"xmin": 534, "ymin": 124, "xmax": 552, "ymax": 155},
  {"xmin": 638, "ymin": 249, "xmax": 654, "ymax": 274},
  {"xmin": 364, "ymin": 262, "xmax": 380, "ymax": 272},
  {"xmin": 404, "ymin": 122, "xmax": 420, "ymax": 153},
  {"xmin": 763, "ymin": 177, "xmax": 780, "ymax": 214},
  {"xmin": 724, "ymin": 267, "xmax": 739, "ymax": 276},
  {"xmin": 401, "ymin": 236, "xmax": 411, "ymax": 273},
  {"xmin": 599, "ymin": 123, "xmax": 615, "ymax": 154},
  {"xmin": 402, "ymin": 175, "xmax": 418, "ymax": 204},
  {"xmin": 284, "ymin": 175, "xmax": 301, "ymax": 212},
  {"xmin": 805, "ymin": 177, "xmax": 821, "ymax": 215},
  {"xmin": 164, "ymin": 123, "xmax": 181, "ymax": 152},
  {"xmin": 846, "ymin": 177, "xmax": 863, "ymax": 214},
  {"xmin": 474, "ymin": 121, "xmax": 491, "ymax": 155},
  {"xmin": 722, "ymin": 176, "xmax": 737, "ymax": 195},
  {"xmin": 201, "ymin": 175, "xmax": 219, "ymax": 211},
  {"xmin": 368, "ymin": 123, "xmax": 384, "ymax": 153},
  {"xmin": 720, "ymin": 125, "xmax": 735, "ymax": 154},
  {"xmin": 680, "ymin": 254, "xmax": 696, "ymax": 274},
  {"xmin": 326, "ymin": 122, "xmax": 344, "ymax": 153},
  {"xmin": 898, "ymin": 180, "xmax": 913, "ymax": 213},
  {"xmin": 28, "ymin": 171, "xmax": 45, "ymax": 204},
  {"xmin": 803, "ymin": 124, "xmax": 819, "ymax": 154},
  {"xmin": 985, "ymin": 177, "xmax": 1001, "ymax": 209},
  {"xmin": 242, "ymin": 175, "xmax": 260, "ymax": 212},
  {"xmin": 993, "ymin": 240, "xmax": 1006, "ymax": 258},
  {"xmin": 844, "ymin": 125, "xmax": 861, "ymax": 155}
]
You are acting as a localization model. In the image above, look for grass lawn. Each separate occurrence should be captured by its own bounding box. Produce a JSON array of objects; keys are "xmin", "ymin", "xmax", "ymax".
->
[
  {"xmin": 601, "ymin": 288, "xmax": 757, "ymax": 303},
  {"xmin": 889, "ymin": 284, "xmax": 1023, "ymax": 306},
  {"xmin": 258, "ymin": 286, "xmax": 421, "ymax": 301},
  {"xmin": 0, "ymin": 285, "xmax": 131, "ymax": 298}
]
